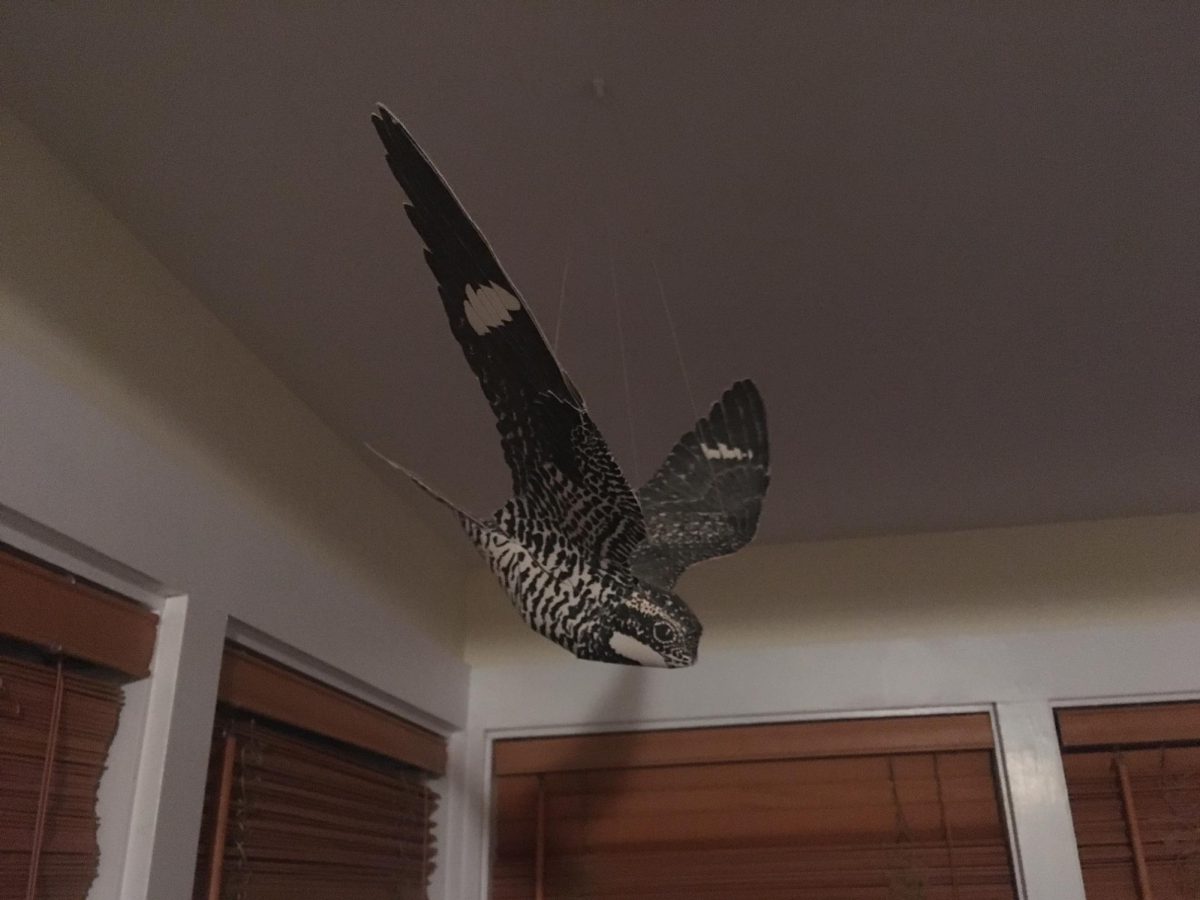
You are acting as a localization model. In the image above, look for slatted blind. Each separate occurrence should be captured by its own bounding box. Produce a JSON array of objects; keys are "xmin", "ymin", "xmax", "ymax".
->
[
  {"xmin": 194, "ymin": 649, "xmax": 444, "ymax": 900},
  {"xmin": 1058, "ymin": 702, "xmax": 1200, "ymax": 900},
  {"xmin": 0, "ymin": 546, "xmax": 156, "ymax": 900},
  {"xmin": 492, "ymin": 713, "xmax": 1019, "ymax": 900},
  {"xmin": 216, "ymin": 647, "xmax": 445, "ymax": 775},
  {"xmin": 0, "ymin": 656, "xmax": 123, "ymax": 900}
]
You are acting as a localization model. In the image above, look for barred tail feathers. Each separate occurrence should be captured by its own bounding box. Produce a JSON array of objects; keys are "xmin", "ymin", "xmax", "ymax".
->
[{"xmin": 364, "ymin": 443, "xmax": 489, "ymax": 538}]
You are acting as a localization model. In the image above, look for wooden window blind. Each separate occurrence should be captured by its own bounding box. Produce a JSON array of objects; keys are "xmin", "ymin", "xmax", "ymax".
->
[
  {"xmin": 492, "ymin": 713, "xmax": 1019, "ymax": 900},
  {"xmin": 193, "ymin": 647, "xmax": 445, "ymax": 900},
  {"xmin": 0, "ymin": 656, "xmax": 123, "ymax": 900},
  {"xmin": 216, "ymin": 647, "xmax": 445, "ymax": 775},
  {"xmin": 0, "ymin": 546, "xmax": 157, "ymax": 900},
  {"xmin": 1058, "ymin": 702, "xmax": 1200, "ymax": 900},
  {"xmin": 0, "ymin": 547, "xmax": 156, "ymax": 679}
]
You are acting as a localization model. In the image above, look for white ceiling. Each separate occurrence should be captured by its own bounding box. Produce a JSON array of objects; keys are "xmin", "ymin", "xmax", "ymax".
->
[{"xmin": 2, "ymin": 3, "xmax": 1197, "ymax": 548}]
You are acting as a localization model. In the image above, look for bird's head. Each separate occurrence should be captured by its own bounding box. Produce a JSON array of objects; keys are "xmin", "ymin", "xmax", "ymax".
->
[{"xmin": 597, "ymin": 588, "xmax": 702, "ymax": 669}]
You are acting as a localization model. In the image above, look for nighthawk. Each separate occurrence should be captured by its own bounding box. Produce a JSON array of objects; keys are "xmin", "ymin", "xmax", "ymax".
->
[{"xmin": 371, "ymin": 106, "xmax": 769, "ymax": 668}]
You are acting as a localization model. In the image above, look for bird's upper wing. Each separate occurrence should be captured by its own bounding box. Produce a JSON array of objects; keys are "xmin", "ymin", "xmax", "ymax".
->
[
  {"xmin": 629, "ymin": 380, "xmax": 769, "ymax": 590},
  {"xmin": 372, "ymin": 106, "xmax": 645, "ymax": 565}
]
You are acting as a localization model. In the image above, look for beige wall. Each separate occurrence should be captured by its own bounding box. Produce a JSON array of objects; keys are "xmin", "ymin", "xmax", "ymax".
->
[
  {"xmin": 466, "ymin": 512, "xmax": 1200, "ymax": 665},
  {"xmin": 0, "ymin": 109, "xmax": 467, "ymax": 653}
]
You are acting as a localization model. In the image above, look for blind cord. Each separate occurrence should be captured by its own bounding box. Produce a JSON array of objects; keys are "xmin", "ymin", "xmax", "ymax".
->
[
  {"xmin": 933, "ymin": 754, "xmax": 962, "ymax": 900},
  {"xmin": 207, "ymin": 730, "xmax": 239, "ymax": 900},
  {"xmin": 1116, "ymin": 753, "xmax": 1155, "ymax": 900},
  {"xmin": 25, "ymin": 655, "xmax": 65, "ymax": 900},
  {"xmin": 233, "ymin": 721, "xmax": 256, "ymax": 897},
  {"xmin": 534, "ymin": 774, "xmax": 547, "ymax": 900},
  {"xmin": 421, "ymin": 781, "xmax": 431, "ymax": 897}
]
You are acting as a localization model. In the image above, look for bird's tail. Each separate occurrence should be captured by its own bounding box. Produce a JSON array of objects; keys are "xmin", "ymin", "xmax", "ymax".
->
[{"xmin": 364, "ymin": 443, "xmax": 487, "ymax": 536}]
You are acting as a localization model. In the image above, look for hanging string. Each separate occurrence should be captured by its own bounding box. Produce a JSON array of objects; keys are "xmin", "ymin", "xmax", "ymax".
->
[
  {"xmin": 25, "ymin": 655, "xmax": 65, "ymax": 900},
  {"xmin": 610, "ymin": 261, "xmax": 640, "ymax": 485},
  {"xmin": 585, "ymin": 72, "xmax": 735, "ymax": 505},
  {"xmin": 651, "ymin": 258, "xmax": 701, "ymax": 425},
  {"xmin": 578, "ymin": 81, "xmax": 654, "ymax": 490},
  {"xmin": 651, "ymin": 257, "xmax": 732, "ymax": 516},
  {"xmin": 587, "ymin": 76, "xmax": 705, "ymax": 431}
]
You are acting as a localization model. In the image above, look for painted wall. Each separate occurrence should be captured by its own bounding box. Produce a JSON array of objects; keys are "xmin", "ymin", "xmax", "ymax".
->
[
  {"xmin": 0, "ymin": 107, "xmax": 465, "ymax": 654},
  {"xmin": 0, "ymin": 106, "xmax": 471, "ymax": 897},
  {"xmin": 452, "ymin": 611, "xmax": 1200, "ymax": 900},
  {"xmin": 457, "ymin": 510, "xmax": 1200, "ymax": 897},
  {"xmin": 452, "ymin": 523, "xmax": 1200, "ymax": 899},
  {"xmin": 465, "ymin": 512, "xmax": 1200, "ymax": 665}
]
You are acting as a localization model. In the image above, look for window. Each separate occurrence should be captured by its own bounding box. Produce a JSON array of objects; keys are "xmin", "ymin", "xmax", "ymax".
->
[
  {"xmin": 193, "ymin": 646, "xmax": 445, "ymax": 900},
  {"xmin": 1058, "ymin": 702, "xmax": 1200, "ymax": 899},
  {"xmin": 0, "ymin": 546, "xmax": 158, "ymax": 900},
  {"xmin": 492, "ymin": 713, "xmax": 1019, "ymax": 899}
]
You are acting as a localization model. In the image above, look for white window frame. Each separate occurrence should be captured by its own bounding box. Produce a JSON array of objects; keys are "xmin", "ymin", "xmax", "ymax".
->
[{"xmin": 448, "ymin": 614, "xmax": 1200, "ymax": 900}]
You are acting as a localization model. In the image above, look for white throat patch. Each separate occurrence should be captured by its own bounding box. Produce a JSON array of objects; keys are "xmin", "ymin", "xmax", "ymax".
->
[
  {"xmin": 464, "ymin": 284, "xmax": 521, "ymax": 335},
  {"xmin": 609, "ymin": 632, "xmax": 669, "ymax": 668}
]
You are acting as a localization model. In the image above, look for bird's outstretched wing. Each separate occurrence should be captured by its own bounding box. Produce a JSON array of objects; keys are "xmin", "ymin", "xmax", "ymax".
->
[
  {"xmin": 371, "ymin": 106, "xmax": 645, "ymax": 564},
  {"xmin": 630, "ymin": 380, "xmax": 769, "ymax": 590}
]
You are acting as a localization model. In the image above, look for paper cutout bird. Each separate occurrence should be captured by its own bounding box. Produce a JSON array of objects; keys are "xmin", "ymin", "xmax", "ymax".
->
[{"xmin": 370, "ymin": 106, "xmax": 769, "ymax": 668}]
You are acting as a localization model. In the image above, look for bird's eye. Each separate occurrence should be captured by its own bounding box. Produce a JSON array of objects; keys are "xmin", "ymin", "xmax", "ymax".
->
[{"xmin": 652, "ymin": 622, "xmax": 676, "ymax": 644}]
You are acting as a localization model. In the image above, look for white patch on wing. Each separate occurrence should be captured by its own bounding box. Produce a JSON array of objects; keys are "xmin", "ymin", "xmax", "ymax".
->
[
  {"xmin": 464, "ymin": 284, "xmax": 521, "ymax": 335},
  {"xmin": 609, "ymin": 632, "xmax": 669, "ymax": 667},
  {"xmin": 701, "ymin": 442, "xmax": 749, "ymax": 461}
]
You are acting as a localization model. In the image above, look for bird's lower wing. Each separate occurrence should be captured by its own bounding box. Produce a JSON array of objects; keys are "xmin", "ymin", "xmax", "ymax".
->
[
  {"xmin": 630, "ymin": 380, "xmax": 769, "ymax": 590},
  {"xmin": 372, "ymin": 106, "xmax": 645, "ymax": 565}
]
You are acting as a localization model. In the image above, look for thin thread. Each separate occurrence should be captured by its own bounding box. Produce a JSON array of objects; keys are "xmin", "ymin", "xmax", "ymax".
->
[
  {"xmin": 651, "ymin": 258, "xmax": 701, "ymax": 425},
  {"xmin": 651, "ymin": 257, "xmax": 730, "ymax": 515},
  {"xmin": 553, "ymin": 258, "xmax": 570, "ymax": 354},
  {"xmin": 611, "ymin": 262, "xmax": 640, "ymax": 485},
  {"xmin": 593, "ymin": 86, "xmax": 733, "ymax": 513}
]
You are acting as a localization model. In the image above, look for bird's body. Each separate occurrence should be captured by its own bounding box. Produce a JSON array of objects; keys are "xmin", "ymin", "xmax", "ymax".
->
[
  {"xmin": 487, "ymin": 497, "xmax": 615, "ymax": 649},
  {"xmin": 471, "ymin": 496, "xmax": 703, "ymax": 665},
  {"xmin": 468, "ymin": 502, "xmax": 629, "ymax": 661},
  {"xmin": 370, "ymin": 106, "xmax": 769, "ymax": 668}
]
